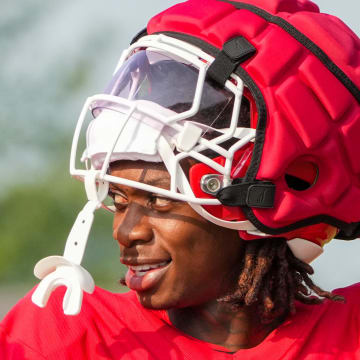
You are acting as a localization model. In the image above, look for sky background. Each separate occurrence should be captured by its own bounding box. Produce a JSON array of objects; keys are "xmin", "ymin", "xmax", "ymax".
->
[{"xmin": 0, "ymin": 0, "xmax": 359, "ymax": 313}]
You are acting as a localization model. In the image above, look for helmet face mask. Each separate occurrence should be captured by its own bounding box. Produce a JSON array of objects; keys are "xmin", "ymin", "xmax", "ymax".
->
[{"xmin": 71, "ymin": 34, "xmax": 258, "ymax": 231}]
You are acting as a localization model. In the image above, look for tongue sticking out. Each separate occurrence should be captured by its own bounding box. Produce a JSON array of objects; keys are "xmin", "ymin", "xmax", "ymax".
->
[{"xmin": 125, "ymin": 262, "xmax": 171, "ymax": 292}]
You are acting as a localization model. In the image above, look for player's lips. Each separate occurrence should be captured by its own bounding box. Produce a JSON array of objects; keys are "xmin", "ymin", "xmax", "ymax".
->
[{"xmin": 122, "ymin": 259, "xmax": 172, "ymax": 292}]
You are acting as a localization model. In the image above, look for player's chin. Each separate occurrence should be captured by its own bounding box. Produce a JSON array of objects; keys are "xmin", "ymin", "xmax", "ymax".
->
[
  {"xmin": 136, "ymin": 289, "xmax": 180, "ymax": 310},
  {"xmin": 136, "ymin": 282, "xmax": 191, "ymax": 310}
]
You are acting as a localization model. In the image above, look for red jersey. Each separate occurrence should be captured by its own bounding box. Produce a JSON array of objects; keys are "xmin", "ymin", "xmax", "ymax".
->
[{"xmin": 1, "ymin": 284, "xmax": 360, "ymax": 359}]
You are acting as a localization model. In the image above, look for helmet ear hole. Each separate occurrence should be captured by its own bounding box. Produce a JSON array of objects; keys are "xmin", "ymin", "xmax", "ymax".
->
[{"xmin": 285, "ymin": 160, "xmax": 318, "ymax": 191}]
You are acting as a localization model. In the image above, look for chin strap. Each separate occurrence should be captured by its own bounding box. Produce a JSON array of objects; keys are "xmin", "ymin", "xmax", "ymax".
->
[{"xmin": 31, "ymin": 172, "xmax": 109, "ymax": 315}]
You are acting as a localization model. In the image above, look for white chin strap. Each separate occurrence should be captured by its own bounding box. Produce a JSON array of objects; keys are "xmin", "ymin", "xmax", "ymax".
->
[{"xmin": 31, "ymin": 173, "xmax": 109, "ymax": 315}]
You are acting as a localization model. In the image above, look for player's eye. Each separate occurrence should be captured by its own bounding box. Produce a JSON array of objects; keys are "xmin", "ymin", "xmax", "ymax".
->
[
  {"xmin": 109, "ymin": 190, "xmax": 128, "ymax": 211},
  {"xmin": 149, "ymin": 194, "xmax": 173, "ymax": 211}
]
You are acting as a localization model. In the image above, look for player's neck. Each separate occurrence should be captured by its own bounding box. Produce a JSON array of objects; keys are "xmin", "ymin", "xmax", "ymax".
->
[{"xmin": 168, "ymin": 300, "xmax": 284, "ymax": 352}]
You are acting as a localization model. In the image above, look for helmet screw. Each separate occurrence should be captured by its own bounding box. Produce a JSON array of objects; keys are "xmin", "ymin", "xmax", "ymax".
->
[
  {"xmin": 200, "ymin": 174, "xmax": 224, "ymax": 195},
  {"xmin": 207, "ymin": 177, "xmax": 221, "ymax": 193}
]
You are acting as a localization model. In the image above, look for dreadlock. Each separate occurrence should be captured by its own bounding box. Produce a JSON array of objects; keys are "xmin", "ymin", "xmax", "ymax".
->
[{"xmin": 219, "ymin": 238, "xmax": 345, "ymax": 324}]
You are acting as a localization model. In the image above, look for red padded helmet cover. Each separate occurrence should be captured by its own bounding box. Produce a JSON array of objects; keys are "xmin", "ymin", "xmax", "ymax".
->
[{"xmin": 147, "ymin": 0, "xmax": 360, "ymax": 237}]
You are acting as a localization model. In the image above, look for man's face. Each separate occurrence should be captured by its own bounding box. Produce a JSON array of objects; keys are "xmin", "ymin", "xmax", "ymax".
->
[{"xmin": 110, "ymin": 160, "xmax": 243, "ymax": 309}]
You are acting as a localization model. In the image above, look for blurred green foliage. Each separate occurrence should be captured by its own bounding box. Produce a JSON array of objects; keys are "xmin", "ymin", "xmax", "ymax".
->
[
  {"xmin": 0, "ymin": 0, "xmax": 135, "ymax": 292},
  {"xmin": 0, "ymin": 158, "xmax": 126, "ymax": 291}
]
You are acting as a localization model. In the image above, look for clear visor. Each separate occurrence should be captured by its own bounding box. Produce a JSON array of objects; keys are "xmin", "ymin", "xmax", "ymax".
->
[{"xmin": 91, "ymin": 49, "xmax": 236, "ymax": 133}]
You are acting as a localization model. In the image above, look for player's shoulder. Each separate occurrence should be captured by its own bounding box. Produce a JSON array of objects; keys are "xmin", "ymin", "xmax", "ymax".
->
[
  {"xmin": 0, "ymin": 286, "xmax": 137, "ymax": 357},
  {"xmin": 332, "ymin": 282, "xmax": 360, "ymax": 304},
  {"xmin": 294, "ymin": 282, "xmax": 360, "ymax": 324},
  {"xmin": 2, "ymin": 285, "xmax": 135, "ymax": 324},
  {"xmin": 313, "ymin": 282, "xmax": 360, "ymax": 321}
]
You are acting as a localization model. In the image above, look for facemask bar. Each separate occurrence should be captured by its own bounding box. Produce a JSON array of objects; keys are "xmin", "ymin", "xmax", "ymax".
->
[
  {"xmin": 72, "ymin": 94, "xmax": 255, "ymax": 204},
  {"xmin": 156, "ymin": 134, "xmax": 257, "ymax": 231},
  {"xmin": 70, "ymin": 35, "xmax": 256, "ymax": 205},
  {"xmin": 72, "ymin": 34, "xmax": 258, "ymax": 230},
  {"xmin": 74, "ymin": 92, "xmax": 257, "ymax": 230}
]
